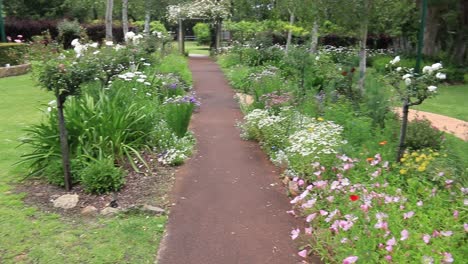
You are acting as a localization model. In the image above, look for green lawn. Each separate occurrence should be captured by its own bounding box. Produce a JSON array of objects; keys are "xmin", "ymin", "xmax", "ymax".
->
[
  {"xmin": 413, "ymin": 84, "xmax": 468, "ymax": 121},
  {"xmin": 0, "ymin": 74, "xmax": 166, "ymax": 263},
  {"xmin": 184, "ymin": 41, "xmax": 210, "ymax": 55}
]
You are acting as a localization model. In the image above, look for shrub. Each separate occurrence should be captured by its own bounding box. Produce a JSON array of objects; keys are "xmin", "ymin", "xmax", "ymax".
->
[
  {"xmin": 193, "ymin": 23, "xmax": 211, "ymax": 45},
  {"xmin": 164, "ymin": 95, "xmax": 198, "ymax": 138},
  {"xmin": 57, "ymin": 20, "xmax": 83, "ymax": 49},
  {"xmin": 0, "ymin": 43, "xmax": 28, "ymax": 66},
  {"xmin": 405, "ymin": 118, "xmax": 444, "ymax": 150},
  {"xmin": 5, "ymin": 17, "xmax": 59, "ymax": 40},
  {"xmin": 79, "ymin": 158, "xmax": 125, "ymax": 194},
  {"xmin": 43, "ymin": 158, "xmax": 84, "ymax": 186}
]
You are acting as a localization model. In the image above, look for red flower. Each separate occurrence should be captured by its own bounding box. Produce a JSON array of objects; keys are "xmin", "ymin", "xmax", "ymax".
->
[
  {"xmin": 350, "ymin": 195, "xmax": 359, "ymax": 201},
  {"xmin": 341, "ymin": 71, "xmax": 348, "ymax": 76},
  {"xmin": 350, "ymin": 67, "xmax": 356, "ymax": 73}
]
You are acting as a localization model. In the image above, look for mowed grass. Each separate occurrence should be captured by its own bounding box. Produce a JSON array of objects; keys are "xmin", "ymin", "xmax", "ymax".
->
[
  {"xmin": 184, "ymin": 41, "xmax": 210, "ymax": 55},
  {"xmin": 0, "ymin": 74, "xmax": 166, "ymax": 264},
  {"xmin": 413, "ymin": 84, "xmax": 468, "ymax": 121}
]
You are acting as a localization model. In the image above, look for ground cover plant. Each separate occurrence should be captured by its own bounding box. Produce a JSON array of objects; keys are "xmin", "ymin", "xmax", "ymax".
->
[{"xmin": 219, "ymin": 40, "xmax": 467, "ymax": 263}]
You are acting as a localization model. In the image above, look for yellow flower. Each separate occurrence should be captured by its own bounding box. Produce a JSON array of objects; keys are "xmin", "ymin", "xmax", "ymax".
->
[
  {"xmin": 417, "ymin": 166, "xmax": 426, "ymax": 172},
  {"xmin": 400, "ymin": 158, "xmax": 406, "ymax": 162},
  {"xmin": 308, "ymin": 127, "xmax": 314, "ymax": 132},
  {"xmin": 415, "ymin": 157, "xmax": 422, "ymax": 163},
  {"xmin": 403, "ymin": 153, "xmax": 409, "ymax": 158},
  {"xmin": 317, "ymin": 117, "xmax": 324, "ymax": 122},
  {"xmin": 400, "ymin": 169, "xmax": 407, "ymax": 175},
  {"xmin": 411, "ymin": 152, "xmax": 418, "ymax": 157},
  {"xmin": 419, "ymin": 154, "xmax": 427, "ymax": 159}
]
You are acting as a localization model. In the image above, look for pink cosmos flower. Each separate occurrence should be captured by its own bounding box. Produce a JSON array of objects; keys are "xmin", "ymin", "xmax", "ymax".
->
[
  {"xmin": 403, "ymin": 211, "xmax": 415, "ymax": 219},
  {"xmin": 453, "ymin": 210, "xmax": 459, "ymax": 219},
  {"xmin": 360, "ymin": 204, "xmax": 370, "ymax": 213},
  {"xmin": 374, "ymin": 221, "xmax": 388, "ymax": 230},
  {"xmin": 442, "ymin": 252, "xmax": 454, "ymax": 263},
  {"xmin": 298, "ymin": 249, "xmax": 308, "ymax": 258},
  {"xmin": 385, "ymin": 245, "xmax": 393, "ymax": 252},
  {"xmin": 305, "ymin": 227, "xmax": 312, "ymax": 235},
  {"xmin": 386, "ymin": 237, "xmax": 396, "ymax": 246},
  {"xmin": 464, "ymin": 223, "xmax": 468, "ymax": 232},
  {"xmin": 286, "ymin": 210, "xmax": 296, "ymax": 216},
  {"xmin": 400, "ymin": 229, "xmax": 409, "ymax": 241},
  {"xmin": 423, "ymin": 234, "xmax": 431, "ymax": 244},
  {"xmin": 320, "ymin": 210, "xmax": 328, "ymax": 216},
  {"xmin": 298, "ymin": 179, "xmax": 305, "ymax": 186},
  {"xmin": 343, "ymin": 256, "xmax": 358, "ymax": 264},
  {"xmin": 306, "ymin": 213, "xmax": 317, "ymax": 222},
  {"xmin": 302, "ymin": 198, "xmax": 317, "ymax": 209},
  {"xmin": 432, "ymin": 230, "xmax": 440, "ymax": 237},
  {"xmin": 306, "ymin": 185, "xmax": 313, "ymax": 190},
  {"xmin": 385, "ymin": 255, "xmax": 392, "ymax": 261},
  {"xmin": 291, "ymin": 228, "xmax": 300, "ymax": 240},
  {"xmin": 299, "ymin": 190, "xmax": 309, "ymax": 200}
]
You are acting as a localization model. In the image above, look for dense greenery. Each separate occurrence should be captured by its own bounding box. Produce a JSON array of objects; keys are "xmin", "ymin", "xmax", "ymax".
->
[{"xmin": 219, "ymin": 41, "xmax": 467, "ymax": 263}]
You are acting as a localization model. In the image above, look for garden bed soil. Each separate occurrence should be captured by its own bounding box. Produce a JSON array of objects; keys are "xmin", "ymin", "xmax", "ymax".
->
[{"xmin": 14, "ymin": 154, "xmax": 177, "ymax": 218}]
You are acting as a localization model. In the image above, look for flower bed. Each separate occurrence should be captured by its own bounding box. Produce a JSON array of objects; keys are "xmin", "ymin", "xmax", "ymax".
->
[{"xmin": 0, "ymin": 63, "xmax": 31, "ymax": 78}]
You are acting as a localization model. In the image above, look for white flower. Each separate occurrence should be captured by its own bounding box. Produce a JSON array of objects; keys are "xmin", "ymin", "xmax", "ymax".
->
[
  {"xmin": 436, "ymin": 72, "xmax": 446, "ymax": 80},
  {"xmin": 404, "ymin": 78, "xmax": 411, "ymax": 86},
  {"xmin": 105, "ymin": 41, "xmax": 114, "ymax": 46},
  {"xmin": 144, "ymin": 82, "xmax": 151, "ymax": 86},
  {"xmin": 136, "ymin": 78, "xmax": 145, "ymax": 83},
  {"xmin": 396, "ymin": 67, "xmax": 402, "ymax": 72},
  {"xmin": 93, "ymin": 50, "xmax": 100, "ymax": 55},
  {"xmin": 402, "ymin": 74, "xmax": 412, "ymax": 79},
  {"xmin": 390, "ymin": 56, "xmax": 400, "ymax": 65},
  {"xmin": 422, "ymin": 66, "xmax": 433, "ymax": 74},
  {"xmin": 431, "ymin": 62, "xmax": 443, "ymax": 71},
  {"xmin": 90, "ymin": 42, "xmax": 98, "ymax": 48},
  {"xmin": 427, "ymin": 86, "xmax": 437, "ymax": 92},
  {"xmin": 71, "ymin": 38, "xmax": 80, "ymax": 47},
  {"xmin": 125, "ymin": 31, "xmax": 136, "ymax": 41}
]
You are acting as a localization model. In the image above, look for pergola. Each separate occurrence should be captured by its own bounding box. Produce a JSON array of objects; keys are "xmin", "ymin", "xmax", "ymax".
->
[{"xmin": 167, "ymin": 0, "xmax": 230, "ymax": 55}]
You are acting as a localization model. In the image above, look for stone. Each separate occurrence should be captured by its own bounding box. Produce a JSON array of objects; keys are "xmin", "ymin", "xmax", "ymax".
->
[
  {"xmin": 142, "ymin": 204, "xmax": 166, "ymax": 215},
  {"xmin": 52, "ymin": 194, "xmax": 79, "ymax": 209},
  {"xmin": 81, "ymin": 206, "xmax": 98, "ymax": 216},
  {"xmin": 101, "ymin": 207, "xmax": 120, "ymax": 216},
  {"xmin": 288, "ymin": 181, "xmax": 299, "ymax": 196}
]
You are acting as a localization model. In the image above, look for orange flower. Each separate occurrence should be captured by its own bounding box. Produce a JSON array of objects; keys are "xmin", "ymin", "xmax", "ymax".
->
[
  {"xmin": 366, "ymin": 157, "xmax": 374, "ymax": 163},
  {"xmin": 379, "ymin": 140, "xmax": 388, "ymax": 146}
]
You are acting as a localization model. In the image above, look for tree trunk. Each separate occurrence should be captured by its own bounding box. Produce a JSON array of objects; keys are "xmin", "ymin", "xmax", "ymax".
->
[
  {"xmin": 57, "ymin": 98, "xmax": 72, "ymax": 191},
  {"xmin": 450, "ymin": 0, "xmax": 467, "ymax": 64},
  {"xmin": 310, "ymin": 20, "xmax": 319, "ymax": 54},
  {"xmin": 357, "ymin": 16, "xmax": 368, "ymax": 94},
  {"xmin": 422, "ymin": 6, "xmax": 440, "ymax": 56},
  {"xmin": 215, "ymin": 19, "xmax": 222, "ymax": 51},
  {"xmin": 178, "ymin": 19, "xmax": 185, "ymax": 54},
  {"xmin": 122, "ymin": 0, "xmax": 129, "ymax": 38},
  {"xmin": 397, "ymin": 101, "xmax": 410, "ymax": 162},
  {"xmin": 285, "ymin": 11, "xmax": 295, "ymax": 54},
  {"xmin": 105, "ymin": 0, "xmax": 114, "ymax": 41}
]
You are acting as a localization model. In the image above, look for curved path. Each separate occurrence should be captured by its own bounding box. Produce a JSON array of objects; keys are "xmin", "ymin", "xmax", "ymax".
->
[
  {"xmin": 157, "ymin": 57, "xmax": 310, "ymax": 263},
  {"xmin": 394, "ymin": 108, "xmax": 468, "ymax": 141}
]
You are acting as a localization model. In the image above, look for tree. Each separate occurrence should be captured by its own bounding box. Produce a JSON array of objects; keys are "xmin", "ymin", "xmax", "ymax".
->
[
  {"xmin": 105, "ymin": 0, "xmax": 114, "ymax": 41},
  {"xmin": 122, "ymin": 0, "xmax": 129, "ymax": 37}
]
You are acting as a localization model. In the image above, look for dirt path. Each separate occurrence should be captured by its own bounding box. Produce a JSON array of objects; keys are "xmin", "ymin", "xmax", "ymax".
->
[
  {"xmin": 394, "ymin": 108, "xmax": 468, "ymax": 141},
  {"xmin": 157, "ymin": 57, "xmax": 307, "ymax": 264}
]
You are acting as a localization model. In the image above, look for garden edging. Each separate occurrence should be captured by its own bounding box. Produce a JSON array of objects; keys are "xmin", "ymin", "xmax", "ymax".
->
[{"xmin": 0, "ymin": 63, "xmax": 31, "ymax": 78}]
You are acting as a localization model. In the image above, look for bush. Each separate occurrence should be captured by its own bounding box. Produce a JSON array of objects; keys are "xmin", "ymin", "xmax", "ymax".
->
[
  {"xmin": 57, "ymin": 20, "xmax": 83, "ymax": 49},
  {"xmin": 164, "ymin": 96, "xmax": 198, "ymax": 138},
  {"xmin": 43, "ymin": 158, "xmax": 84, "ymax": 186},
  {"xmin": 85, "ymin": 23, "xmax": 134, "ymax": 43},
  {"xmin": 0, "ymin": 43, "xmax": 28, "ymax": 66},
  {"xmin": 5, "ymin": 17, "xmax": 58, "ymax": 41},
  {"xmin": 405, "ymin": 118, "xmax": 444, "ymax": 150},
  {"xmin": 80, "ymin": 158, "xmax": 125, "ymax": 194},
  {"xmin": 193, "ymin": 23, "xmax": 211, "ymax": 45}
]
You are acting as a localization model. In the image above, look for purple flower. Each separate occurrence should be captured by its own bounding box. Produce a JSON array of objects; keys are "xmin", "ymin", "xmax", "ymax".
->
[{"xmin": 169, "ymin": 83, "xmax": 178, "ymax": 89}]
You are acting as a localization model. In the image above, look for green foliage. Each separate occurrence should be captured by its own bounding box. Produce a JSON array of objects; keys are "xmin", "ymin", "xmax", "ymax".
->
[
  {"xmin": 0, "ymin": 43, "xmax": 28, "ymax": 66},
  {"xmin": 193, "ymin": 23, "xmax": 211, "ymax": 45},
  {"xmin": 155, "ymin": 54, "xmax": 193, "ymax": 85},
  {"xmin": 80, "ymin": 158, "xmax": 125, "ymax": 194},
  {"xmin": 57, "ymin": 19, "xmax": 84, "ymax": 49},
  {"xmin": 164, "ymin": 97, "xmax": 196, "ymax": 138},
  {"xmin": 133, "ymin": 21, "xmax": 169, "ymax": 36},
  {"xmin": 405, "ymin": 119, "xmax": 444, "ymax": 151},
  {"xmin": 43, "ymin": 158, "xmax": 84, "ymax": 186}
]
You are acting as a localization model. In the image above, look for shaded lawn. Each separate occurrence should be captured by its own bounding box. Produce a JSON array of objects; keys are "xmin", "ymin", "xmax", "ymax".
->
[
  {"xmin": 413, "ymin": 84, "xmax": 468, "ymax": 121},
  {"xmin": 0, "ymin": 74, "xmax": 165, "ymax": 264},
  {"xmin": 184, "ymin": 41, "xmax": 210, "ymax": 55}
]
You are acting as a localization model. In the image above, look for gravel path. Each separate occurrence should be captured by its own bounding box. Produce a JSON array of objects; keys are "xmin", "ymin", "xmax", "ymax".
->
[
  {"xmin": 156, "ymin": 57, "xmax": 316, "ymax": 264},
  {"xmin": 394, "ymin": 108, "xmax": 468, "ymax": 141}
]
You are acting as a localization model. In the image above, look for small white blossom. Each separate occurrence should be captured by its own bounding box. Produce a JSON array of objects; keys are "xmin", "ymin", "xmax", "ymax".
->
[
  {"xmin": 427, "ymin": 86, "xmax": 437, "ymax": 92},
  {"xmin": 436, "ymin": 72, "xmax": 446, "ymax": 80},
  {"xmin": 390, "ymin": 56, "xmax": 400, "ymax": 65}
]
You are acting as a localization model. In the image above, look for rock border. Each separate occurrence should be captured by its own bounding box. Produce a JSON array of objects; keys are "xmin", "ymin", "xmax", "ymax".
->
[{"xmin": 0, "ymin": 63, "xmax": 31, "ymax": 78}]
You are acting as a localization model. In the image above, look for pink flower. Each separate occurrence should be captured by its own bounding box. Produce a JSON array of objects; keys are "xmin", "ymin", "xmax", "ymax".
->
[
  {"xmin": 340, "ymin": 237, "xmax": 349, "ymax": 244},
  {"xmin": 374, "ymin": 221, "xmax": 388, "ymax": 230},
  {"xmin": 440, "ymin": 231, "xmax": 453, "ymax": 237},
  {"xmin": 327, "ymin": 196, "xmax": 335, "ymax": 202},
  {"xmin": 298, "ymin": 179, "xmax": 305, "ymax": 186},
  {"xmin": 385, "ymin": 255, "xmax": 392, "ymax": 261},
  {"xmin": 298, "ymin": 249, "xmax": 308, "ymax": 258},
  {"xmin": 305, "ymin": 227, "xmax": 312, "ymax": 235},
  {"xmin": 386, "ymin": 237, "xmax": 396, "ymax": 246},
  {"xmin": 286, "ymin": 210, "xmax": 296, "ymax": 216},
  {"xmin": 442, "ymin": 252, "xmax": 454, "ymax": 263},
  {"xmin": 432, "ymin": 230, "xmax": 440, "ymax": 237},
  {"xmin": 343, "ymin": 256, "xmax": 358, "ymax": 264},
  {"xmin": 453, "ymin": 210, "xmax": 459, "ymax": 219},
  {"xmin": 320, "ymin": 210, "xmax": 328, "ymax": 216},
  {"xmin": 422, "ymin": 256, "xmax": 434, "ymax": 264},
  {"xmin": 403, "ymin": 211, "xmax": 415, "ymax": 219},
  {"xmin": 306, "ymin": 213, "xmax": 317, "ymax": 222},
  {"xmin": 291, "ymin": 228, "xmax": 300, "ymax": 240},
  {"xmin": 423, "ymin": 234, "xmax": 431, "ymax": 244},
  {"xmin": 400, "ymin": 229, "xmax": 409, "ymax": 241},
  {"xmin": 14, "ymin": 39, "xmax": 22, "ymax": 43},
  {"xmin": 464, "ymin": 223, "xmax": 468, "ymax": 232},
  {"xmin": 417, "ymin": 200, "xmax": 423, "ymax": 207},
  {"xmin": 385, "ymin": 245, "xmax": 393, "ymax": 252},
  {"xmin": 360, "ymin": 204, "xmax": 370, "ymax": 213}
]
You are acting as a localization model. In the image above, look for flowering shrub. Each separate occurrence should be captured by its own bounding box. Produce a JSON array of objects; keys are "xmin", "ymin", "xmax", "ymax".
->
[{"xmin": 167, "ymin": 0, "xmax": 230, "ymax": 23}]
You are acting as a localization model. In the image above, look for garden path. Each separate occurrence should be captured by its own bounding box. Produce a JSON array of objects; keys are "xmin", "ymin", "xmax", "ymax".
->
[
  {"xmin": 157, "ymin": 57, "xmax": 319, "ymax": 263},
  {"xmin": 394, "ymin": 108, "xmax": 468, "ymax": 141}
]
